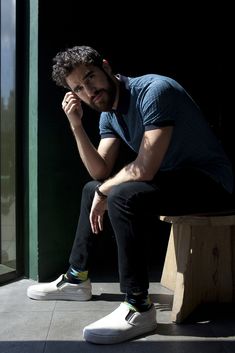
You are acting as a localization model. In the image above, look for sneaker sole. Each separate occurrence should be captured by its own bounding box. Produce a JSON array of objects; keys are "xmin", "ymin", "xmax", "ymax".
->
[
  {"xmin": 27, "ymin": 289, "xmax": 92, "ymax": 301},
  {"xmin": 83, "ymin": 322, "xmax": 157, "ymax": 344}
]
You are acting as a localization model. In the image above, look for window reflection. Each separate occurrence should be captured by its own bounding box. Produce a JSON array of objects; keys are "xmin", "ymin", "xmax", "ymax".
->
[{"xmin": 0, "ymin": 0, "xmax": 16, "ymax": 277}]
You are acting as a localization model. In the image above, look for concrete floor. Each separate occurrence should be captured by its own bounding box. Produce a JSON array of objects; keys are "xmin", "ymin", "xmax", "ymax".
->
[{"xmin": 0, "ymin": 275, "xmax": 235, "ymax": 353}]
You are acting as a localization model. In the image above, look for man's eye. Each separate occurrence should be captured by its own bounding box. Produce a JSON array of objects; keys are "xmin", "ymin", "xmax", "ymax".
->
[{"xmin": 87, "ymin": 74, "xmax": 94, "ymax": 81}]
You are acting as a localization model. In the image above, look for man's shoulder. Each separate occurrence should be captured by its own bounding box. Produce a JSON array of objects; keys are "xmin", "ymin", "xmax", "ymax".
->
[
  {"xmin": 125, "ymin": 74, "xmax": 179, "ymax": 101},
  {"xmin": 127, "ymin": 73, "xmax": 176, "ymax": 89},
  {"xmin": 128, "ymin": 73, "xmax": 162, "ymax": 84}
]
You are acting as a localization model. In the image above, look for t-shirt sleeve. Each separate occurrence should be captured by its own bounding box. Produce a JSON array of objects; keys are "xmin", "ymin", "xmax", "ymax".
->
[
  {"xmin": 99, "ymin": 112, "xmax": 119, "ymax": 139},
  {"xmin": 140, "ymin": 81, "xmax": 176, "ymax": 131}
]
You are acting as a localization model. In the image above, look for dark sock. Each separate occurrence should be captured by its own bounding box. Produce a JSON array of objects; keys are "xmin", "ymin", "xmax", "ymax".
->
[
  {"xmin": 125, "ymin": 290, "xmax": 152, "ymax": 312},
  {"xmin": 65, "ymin": 265, "xmax": 88, "ymax": 284}
]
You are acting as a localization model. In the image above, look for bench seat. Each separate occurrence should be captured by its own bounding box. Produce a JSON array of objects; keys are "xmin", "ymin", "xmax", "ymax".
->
[{"xmin": 160, "ymin": 212, "xmax": 235, "ymax": 323}]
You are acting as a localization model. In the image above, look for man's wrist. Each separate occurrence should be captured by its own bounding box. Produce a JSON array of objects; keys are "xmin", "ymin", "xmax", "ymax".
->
[
  {"xmin": 95, "ymin": 184, "xmax": 107, "ymax": 198},
  {"xmin": 70, "ymin": 123, "xmax": 81, "ymax": 132}
]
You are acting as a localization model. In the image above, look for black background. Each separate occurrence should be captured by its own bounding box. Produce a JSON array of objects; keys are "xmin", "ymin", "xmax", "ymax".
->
[{"xmin": 35, "ymin": 1, "xmax": 232, "ymax": 280}]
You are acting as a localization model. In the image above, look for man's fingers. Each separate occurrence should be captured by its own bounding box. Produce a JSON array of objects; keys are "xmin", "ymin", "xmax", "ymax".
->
[
  {"xmin": 90, "ymin": 212, "xmax": 104, "ymax": 234},
  {"xmin": 90, "ymin": 213, "xmax": 99, "ymax": 234},
  {"xmin": 98, "ymin": 216, "xmax": 103, "ymax": 232}
]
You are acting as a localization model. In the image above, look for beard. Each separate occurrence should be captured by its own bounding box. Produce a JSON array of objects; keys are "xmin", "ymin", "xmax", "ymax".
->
[{"xmin": 88, "ymin": 72, "xmax": 117, "ymax": 112}]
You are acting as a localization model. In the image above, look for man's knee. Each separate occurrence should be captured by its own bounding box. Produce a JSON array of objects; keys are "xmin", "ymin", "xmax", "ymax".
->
[
  {"xmin": 82, "ymin": 180, "xmax": 99, "ymax": 198},
  {"xmin": 108, "ymin": 183, "xmax": 127, "ymax": 198},
  {"xmin": 107, "ymin": 183, "xmax": 135, "ymax": 210}
]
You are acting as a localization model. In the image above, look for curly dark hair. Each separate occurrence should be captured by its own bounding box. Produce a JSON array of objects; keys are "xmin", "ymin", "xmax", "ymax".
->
[{"xmin": 52, "ymin": 45, "xmax": 103, "ymax": 89}]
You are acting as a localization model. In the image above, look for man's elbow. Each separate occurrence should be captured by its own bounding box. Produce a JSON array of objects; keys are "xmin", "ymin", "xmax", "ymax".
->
[
  {"xmin": 139, "ymin": 170, "xmax": 155, "ymax": 181},
  {"xmin": 90, "ymin": 167, "xmax": 110, "ymax": 181}
]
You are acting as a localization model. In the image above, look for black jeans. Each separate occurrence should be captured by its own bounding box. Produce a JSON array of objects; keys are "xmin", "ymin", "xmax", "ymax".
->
[{"xmin": 69, "ymin": 168, "xmax": 232, "ymax": 294}]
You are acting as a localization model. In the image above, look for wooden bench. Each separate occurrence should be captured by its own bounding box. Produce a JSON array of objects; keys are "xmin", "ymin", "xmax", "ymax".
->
[{"xmin": 160, "ymin": 212, "xmax": 235, "ymax": 323}]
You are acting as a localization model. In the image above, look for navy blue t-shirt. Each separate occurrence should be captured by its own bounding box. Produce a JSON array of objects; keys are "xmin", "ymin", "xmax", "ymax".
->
[{"xmin": 99, "ymin": 74, "xmax": 233, "ymax": 194}]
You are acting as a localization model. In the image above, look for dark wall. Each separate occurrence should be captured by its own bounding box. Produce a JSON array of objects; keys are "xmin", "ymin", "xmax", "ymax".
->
[{"xmin": 37, "ymin": 1, "xmax": 228, "ymax": 280}]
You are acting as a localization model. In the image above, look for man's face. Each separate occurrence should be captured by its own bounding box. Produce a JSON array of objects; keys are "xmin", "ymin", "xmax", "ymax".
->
[{"xmin": 65, "ymin": 63, "xmax": 117, "ymax": 112}]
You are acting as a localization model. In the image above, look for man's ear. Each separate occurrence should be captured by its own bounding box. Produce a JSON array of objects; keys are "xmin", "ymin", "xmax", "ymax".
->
[{"xmin": 102, "ymin": 59, "xmax": 112, "ymax": 74}]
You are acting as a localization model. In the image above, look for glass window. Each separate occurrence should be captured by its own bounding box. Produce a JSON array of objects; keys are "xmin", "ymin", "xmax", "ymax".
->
[{"xmin": 0, "ymin": 0, "xmax": 16, "ymax": 281}]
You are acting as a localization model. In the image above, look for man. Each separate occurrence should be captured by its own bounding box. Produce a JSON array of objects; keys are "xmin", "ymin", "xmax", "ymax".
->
[{"xmin": 27, "ymin": 46, "xmax": 233, "ymax": 344}]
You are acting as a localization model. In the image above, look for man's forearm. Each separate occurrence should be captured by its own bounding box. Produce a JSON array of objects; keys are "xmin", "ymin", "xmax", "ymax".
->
[
  {"xmin": 99, "ymin": 159, "xmax": 150, "ymax": 195},
  {"xmin": 72, "ymin": 125, "xmax": 108, "ymax": 180}
]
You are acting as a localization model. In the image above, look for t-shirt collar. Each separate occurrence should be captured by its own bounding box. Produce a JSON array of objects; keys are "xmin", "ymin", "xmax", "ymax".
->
[{"xmin": 112, "ymin": 74, "xmax": 130, "ymax": 115}]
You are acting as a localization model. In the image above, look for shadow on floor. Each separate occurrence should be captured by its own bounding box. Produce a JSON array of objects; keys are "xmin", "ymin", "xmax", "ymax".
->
[
  {"xmin": 0, "ymin": 339, "xmax": 234, "ymax": 353},
  {"xmin": 157, "ymin": 303, "xmax": 235, "ymax": 339}
]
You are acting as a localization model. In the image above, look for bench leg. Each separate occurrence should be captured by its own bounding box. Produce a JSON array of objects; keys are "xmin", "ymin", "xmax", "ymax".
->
[
  {"xmin": 160, "ymin": 226, "xmax": 178, "ymax": 291},
  {"xmin": 161, "ymin": 223, "xmax": 235, "ymax": 323}
]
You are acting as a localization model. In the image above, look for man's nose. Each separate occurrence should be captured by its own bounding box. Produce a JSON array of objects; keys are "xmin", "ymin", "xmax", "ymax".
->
[{"xmin": 84, "ymin": 84, "xmax": 95, "ymax": 97}]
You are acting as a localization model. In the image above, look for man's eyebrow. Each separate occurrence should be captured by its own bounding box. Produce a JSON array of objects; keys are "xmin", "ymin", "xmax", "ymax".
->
[
  {"xmin": 83, "ymin": 70, "xmax": 94, "ymax": 81},
  {"xmin": 73, "ymin": 70, "xmax": 94, "ymax": 91}
]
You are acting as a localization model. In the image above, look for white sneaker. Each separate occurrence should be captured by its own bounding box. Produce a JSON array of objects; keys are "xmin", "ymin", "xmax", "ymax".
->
[
  {"xmin": 27, "ymin": 274, "xmax": 92, "ymax": 301},
  {"xmin": 83, "ymin": 302, "xmax": 157, "ymax": 344}
]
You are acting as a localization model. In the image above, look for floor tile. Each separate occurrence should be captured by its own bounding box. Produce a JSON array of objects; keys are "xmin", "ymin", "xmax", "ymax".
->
[
  {"xmin": 0, "ymin": 278, "xmax": 234, "ymax": 353},
  {"xmin": 0, "ymin": 312, "xmax": 52, "ymax": 340}
]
